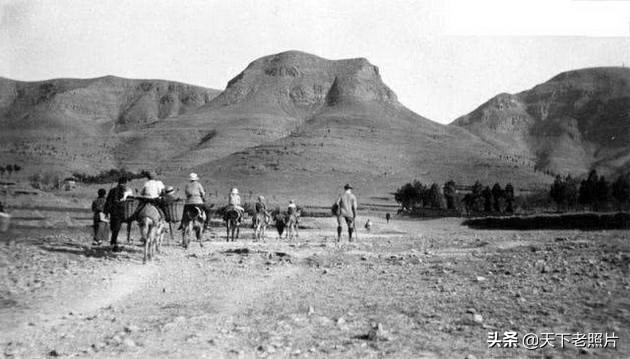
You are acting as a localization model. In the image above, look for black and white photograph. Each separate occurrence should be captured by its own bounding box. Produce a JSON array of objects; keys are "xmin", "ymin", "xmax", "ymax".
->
[{"xmin": 1, "ymin": 0, "xmax": 629, "ymax": 357}]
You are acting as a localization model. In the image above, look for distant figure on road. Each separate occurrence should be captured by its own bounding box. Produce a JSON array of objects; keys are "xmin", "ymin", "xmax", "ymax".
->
[
  {"xmin": 385, "ymin": 212, "xmax": 391, "ymax": 224},
  {"xmin": 335, "ymin": 183, "xmax": 358, "ymax": 242},
  {"xmin": 365, "ymin": 219, "xmax": 372, "ymax": 232}
]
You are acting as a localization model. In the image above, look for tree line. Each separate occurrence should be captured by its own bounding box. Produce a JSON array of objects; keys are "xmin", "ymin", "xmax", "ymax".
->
[
  {"xmin": 394, "ymin": 179, "xmax": 516, "ymax": 215},
  {"xmin": 550, "ymin": 170, "xmax": 629, "ymax": 211},
  {"xmin": 0, "ymin": 164, "xmax": 22, "ymax": 178},
  {"xmin": 395, "ymin": 170, "xmax": 630, "ymax": 217},
  {"xmin": 72, "ymin": 168, "xmax": 150, "ymax": 184}
]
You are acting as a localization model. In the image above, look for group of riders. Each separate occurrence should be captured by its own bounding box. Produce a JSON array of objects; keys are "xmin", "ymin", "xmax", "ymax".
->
[{"xmin": 93, "ymin": 171, "xmax": 359, "ymax": 252}]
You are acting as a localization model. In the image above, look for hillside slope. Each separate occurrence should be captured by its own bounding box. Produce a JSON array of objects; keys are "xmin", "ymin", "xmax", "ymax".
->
[
  {"xmin": 0, "ymin": 76, "xmax": 220, "ymax": 173},
  {"xmin": 160, "ymin": 51, "xmax": 549, "ymax": 202},
  {"xmin": 0, "ymin": 51, "xmax": 552, "ymax": 203},
  {"xmin": 452, "ymin": 67, "xmax": 630, "ymax": 177}
]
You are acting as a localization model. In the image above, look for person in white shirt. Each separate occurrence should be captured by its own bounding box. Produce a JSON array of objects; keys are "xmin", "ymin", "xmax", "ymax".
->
[
  {"xmin": 287, "ymin": 200, "xmax": 298, "ymax": 215},
  {"xmin": 139, "ymin": 171, "xmax": 166, "ymax": 218},
  {"xmin": 227, "ymin": 187, "xmax": 245, "ymax": 223},
  {"xmin": 141, "ymin": 171, "xmax": 165, "ymax": 200}
]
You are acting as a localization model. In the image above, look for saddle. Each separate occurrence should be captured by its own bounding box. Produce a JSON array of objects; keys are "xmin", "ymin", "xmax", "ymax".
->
[
  {"xmin": 185, "ymin": 206, "xmax": 207, "ymax": 222},
  {"xmin": 136, "ymin": 202, "xmax": 163, "ymax": 223}
]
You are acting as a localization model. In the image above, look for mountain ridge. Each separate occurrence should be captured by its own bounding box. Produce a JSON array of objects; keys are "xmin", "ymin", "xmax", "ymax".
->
[{"xmin": 451, "ymin": 66, "xmax": 630, "ymax": 177}]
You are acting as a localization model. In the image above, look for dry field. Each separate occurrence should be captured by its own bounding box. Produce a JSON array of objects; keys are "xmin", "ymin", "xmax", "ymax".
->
[{"xmin": 1, "ymin": 213, "xmax": 629, "ymax": 358}]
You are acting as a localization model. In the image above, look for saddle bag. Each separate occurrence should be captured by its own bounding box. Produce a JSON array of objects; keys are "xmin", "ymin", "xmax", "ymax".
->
[
  {"xmin": 164, "ymin": 200, "xmax": 184, "ymax": 223},
  {"xmin": 121, "ymin": 198, "xmax": 140, "ymax": 222}
]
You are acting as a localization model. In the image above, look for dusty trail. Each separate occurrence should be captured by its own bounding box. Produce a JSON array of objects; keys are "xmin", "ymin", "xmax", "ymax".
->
[{"xmin": 2, "ymin": 217, "xmax": 629, "ymax": 358}]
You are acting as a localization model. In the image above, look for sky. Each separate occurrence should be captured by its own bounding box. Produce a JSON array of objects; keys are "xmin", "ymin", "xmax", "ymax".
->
[{"xmin": 1, "ymin": 0, "xmax": 629, "ymax": 124}]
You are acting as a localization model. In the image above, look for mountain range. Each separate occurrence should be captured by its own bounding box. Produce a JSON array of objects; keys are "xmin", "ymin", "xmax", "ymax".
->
[
  {"xmin": 1, "ymin": 51, "xmax": 627, "ymax": 203},
  {"xmin": 452, "ymin": 67, "xmax": 630, "ymax": 178}
]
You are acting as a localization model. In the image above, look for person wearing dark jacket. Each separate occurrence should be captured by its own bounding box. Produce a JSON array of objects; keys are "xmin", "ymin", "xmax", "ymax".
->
[{"xmin": 104, "ymin": 176, "xmax": 131, "ymax": 252}]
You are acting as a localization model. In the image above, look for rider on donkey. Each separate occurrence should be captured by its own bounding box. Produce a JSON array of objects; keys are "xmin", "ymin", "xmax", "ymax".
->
[
  {"xmin": 181, "ymin": 173, "xmax": 207, "ymax": 228},
  {"xmin": 255, "ymin": 195, "xmax": 271, "ymax": 225},
  {"xmin": 227, "ymin": 187, "xmax": 245, "ymax": 223},
  {"xmin": 139, "ymin": 170, "xmax": 167, "ymax": 218}
]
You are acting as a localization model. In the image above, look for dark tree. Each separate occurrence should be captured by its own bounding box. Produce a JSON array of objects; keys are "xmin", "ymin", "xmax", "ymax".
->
[
  {"xmin": 5, "ymin": 165, "xmax": 13, "ymax": 177},
  {"xmin": 427, "ymin": 183, "xmax": 445, "ymax": 209},
  {"xmin": 0, "ymin": 167, "xmax": 4, "ymax": 177},
  {"xmin": 470, "ymin": 181, "xmax": 485, "ymax": 213},
  {"xmin": 394, "ymin": 183, "xmax": 417, "ymax": 212},
  {"xmin": 491, "ymin": 183, "xmax": 504, "ymax": 213},
  {"xmin": 413, "ymin": 181, "xmax": 428, "ymax": 208},
  {"xmin": 504, "ymin": 183, "xmax": 515, "ymax": 213},
  {"xmin": 564, "ymin": 175, "xmax": 579, "ymax": 210},
  {"xmin": 443, "ymin": 180, "xmax": 457, "ymax": 210},
  {"xmin": 550, "ymin": 175, "xmax": 566, "ymax": 211},
  {"xmin": 579, "ymin": 170, "xmax": 599, "ymax": 210},
  {"xmin": 612, "ymin": 175, "xmax": 630, "ymax": 210},
  {"xmin": 482, "ymin": 186, "xmax": 493, "ymax": 212},
  {"xmin": 595, "ymin": 176, "xmax": 610, "ymax": 211}
]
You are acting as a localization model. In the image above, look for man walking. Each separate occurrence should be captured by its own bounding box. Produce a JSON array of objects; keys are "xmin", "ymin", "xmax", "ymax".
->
[
  {"xmin": 104, "ymin": 176, "xmax": 131, "ymax": 252},
  {"xmin": 335, "ymin": 183, "xmax": 357, "ymax": 242}
]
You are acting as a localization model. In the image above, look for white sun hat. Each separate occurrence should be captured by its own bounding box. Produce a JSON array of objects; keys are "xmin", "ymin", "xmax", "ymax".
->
[
  {"xmin": 189, "ymin": 173, "xmax": 199, "ymax": 181},
  {"xmin": 231, "ymin": 187, "xmax": 239, "ymax": 194}
]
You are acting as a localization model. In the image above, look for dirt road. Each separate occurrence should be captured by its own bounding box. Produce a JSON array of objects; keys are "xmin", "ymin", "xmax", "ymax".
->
[{"xmin": 1, "ymin": 217, "xmax": 629, "ymax": 358}]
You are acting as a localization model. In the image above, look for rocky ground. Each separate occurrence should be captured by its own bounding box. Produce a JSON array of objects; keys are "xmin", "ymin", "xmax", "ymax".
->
[{"xmin": 1, "ymin": 216, "xmax": 629, "ymax": 358}]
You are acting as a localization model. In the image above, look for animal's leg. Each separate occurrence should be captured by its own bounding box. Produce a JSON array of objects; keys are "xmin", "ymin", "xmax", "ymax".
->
[
  {"xmin": 127, "ymin": 221, "xmax": 132, "ymax": 243},
  {"xmin": 142, "ymin": 221, "xmax": 149, "ymax": 264},
  {"xmin": 196, "ymin": 225, "xmax": 203, "ymax": 247},
  {"xmin": 184, "ymin": 223, "xmax": 190, "ymax": 249}
]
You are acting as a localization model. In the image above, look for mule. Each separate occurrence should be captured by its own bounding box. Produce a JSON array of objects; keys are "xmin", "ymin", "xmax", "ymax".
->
[
  {"xmin": 136, "ymin": 203, "xmax": 166, "ymax": 264},
  {"xmin": 285, "ymin": 211, "xmax": 300, "ymax": 240},
  {"xmin": 252, "ymin": 211, "xmax": 271, "ymax": 241},
  {"xmin": 182, "ymin": 206, "xmax": 206, "ymax": 249},
  {"xmin": 224, "ymin": 208, "xmax": 240, "ymax": 242}
]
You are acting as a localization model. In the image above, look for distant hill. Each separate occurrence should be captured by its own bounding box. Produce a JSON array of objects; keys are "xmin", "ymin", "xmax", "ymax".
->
[
  {"xmin": 0, "ymin": 51, "xmax": 552, "ymax": 203},
  {"xmin": 452, "ymin": 67, "xmax": 630, "ymax": 178},
  {"xmin": 147, "ymin": 51, "xmax": 548, "ymax": 202},
  {"xmin": 0, "ymin": 76, "xmax": 220, "ymax": 173}
]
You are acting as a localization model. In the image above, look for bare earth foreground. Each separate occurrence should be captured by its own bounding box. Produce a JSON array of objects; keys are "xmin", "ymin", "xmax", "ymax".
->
[{"xmin": 1, "ymin": 217, "xmax": 629, "ymax": 358}]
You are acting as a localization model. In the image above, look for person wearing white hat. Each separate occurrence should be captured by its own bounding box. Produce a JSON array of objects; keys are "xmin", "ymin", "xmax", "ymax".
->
[
  {"xmin": 287, "ymin": 199, "xmax": 298, "ymax": 215},
  {"xmin": 227, "ymin": 187, "xmax": 244, "ymax": 222},
  {"xmin": 181, "ymin": 173, "xmax": 207, "ymax": 228}
]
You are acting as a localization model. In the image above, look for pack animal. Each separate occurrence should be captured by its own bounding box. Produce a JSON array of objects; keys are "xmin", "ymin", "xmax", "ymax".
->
[
  {"xmin": 224, "ymin": 207, "xmax": 241, "ymax": 242},
  {"xmin": 182, "ymin": 206, "xmax": 206, "ymax": 249},
  {"xmin": 252, "ymin": 210, "xmax": 271, "ymax": 241},
  {"xmin": 136, "ymin": 203, "xmax": 166, "ymax": 264}
]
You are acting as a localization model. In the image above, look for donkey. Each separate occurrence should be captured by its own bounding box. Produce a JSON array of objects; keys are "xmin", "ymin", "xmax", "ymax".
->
[
  {"xmin": 285, "ymin": 210, "xmax": 300, "ymax": 240},
  {"xmin": 224, "ymin": 207, "xmax": 241, "ymax": 242},
  {"xmin": 252, "ymin": 210, "xmax": 271, "ymax": 241},
  {"xmin": 136, "ymin": 203, "xmax": 166, "ymax": 264},
  {"xmin": 182, "ymin": 206, "xmax": 206, "ymax": 249}
]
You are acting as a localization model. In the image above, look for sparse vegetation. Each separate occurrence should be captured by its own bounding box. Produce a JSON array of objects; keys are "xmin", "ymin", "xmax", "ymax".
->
[
  {"xmin": 0, "ymin": 164, "xmax": 22, "ymax": 178},
  {"xmin": 29, "ymin": 171, "xmax": 64, "ymax": 191},
  {"xmin": 72, "ymin": 168, "xmax": 149, "ymax": 184}
]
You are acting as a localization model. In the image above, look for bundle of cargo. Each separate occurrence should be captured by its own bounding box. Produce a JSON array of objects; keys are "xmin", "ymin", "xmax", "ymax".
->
[
  {"xmin": 121, "ymin": 197, "xmax": 140, "ymax": 222},
  {"xmin": 0, "ymin": 212, "xmax": 10, "ymax": 232},
  {"xmin": 164, "ymin": 199, "xmax": 184, "ymax": 223}
]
